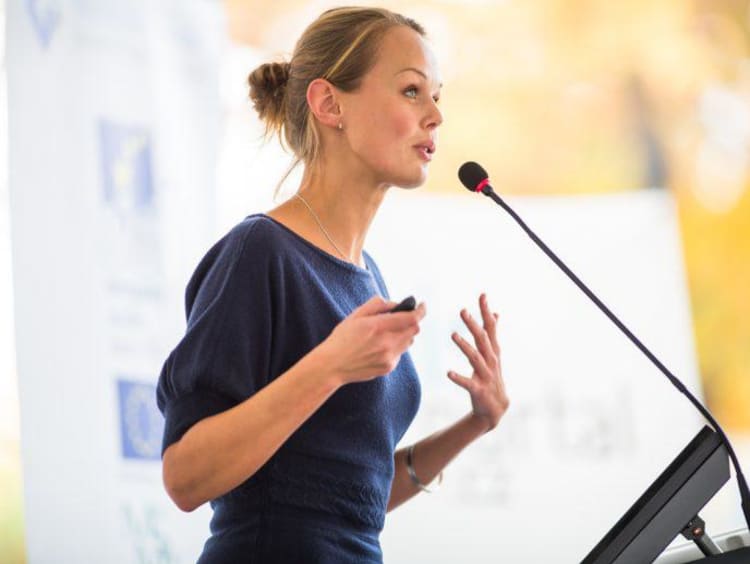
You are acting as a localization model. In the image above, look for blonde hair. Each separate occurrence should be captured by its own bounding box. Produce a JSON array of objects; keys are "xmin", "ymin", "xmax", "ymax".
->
[{"xmin": 247, "ymin": 7, "xmax": 425, "ymax": 187}]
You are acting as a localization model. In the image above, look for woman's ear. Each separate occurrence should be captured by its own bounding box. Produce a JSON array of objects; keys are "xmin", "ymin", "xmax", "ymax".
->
[{"xmin": 307, "ymin": 78, "xmax": 343, "ymax": 130}]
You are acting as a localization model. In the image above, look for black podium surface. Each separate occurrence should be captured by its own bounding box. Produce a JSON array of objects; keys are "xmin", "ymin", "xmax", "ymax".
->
[{"xmin": 686, "ymin": 547, "xmax": 750, "ymax": 563}]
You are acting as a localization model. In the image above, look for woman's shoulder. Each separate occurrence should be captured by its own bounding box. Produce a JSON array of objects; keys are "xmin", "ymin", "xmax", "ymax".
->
[
  {"xmin": 222, "ymin": 213, "xmax": 286, "ymax": 250},
  {"xmin": 202, "ymin": 213, "xmax": 297, "ymax": 266},
  {"xmin": 184, "ymin": 215, "xmax": 285, "ymax": 311}
]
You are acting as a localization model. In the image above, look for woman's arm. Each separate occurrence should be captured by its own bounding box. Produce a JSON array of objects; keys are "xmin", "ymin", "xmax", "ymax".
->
[
  {"xmin": 162, "ymin": 296, "xmax": 425, "ymax": 512},
  {"xmin": 387, "ymin": 293, "xmax": 510, "ymax": 512},
  {"xmin": 163, "ymin": 346, "xmax": 339, "ymax": 512},
  {"xmin": 387, "ymin": 412, "xmax": 488, "ymax": 511}
]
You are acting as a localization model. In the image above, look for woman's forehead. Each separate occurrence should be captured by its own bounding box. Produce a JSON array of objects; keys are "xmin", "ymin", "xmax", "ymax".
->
[{"xmin": 372, "ymin": 26, "xmax": 441, "ymax": 86}]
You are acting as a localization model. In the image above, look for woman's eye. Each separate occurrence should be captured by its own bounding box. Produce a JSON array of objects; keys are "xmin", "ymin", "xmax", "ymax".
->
[{"xmin": 404, "ymin": 86, "xmax": 418, "ymax": 99}]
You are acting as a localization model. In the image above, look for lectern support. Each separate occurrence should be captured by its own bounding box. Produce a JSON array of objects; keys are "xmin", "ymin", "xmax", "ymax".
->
[{"xmin": 681, "ymin": 515, "xmax": 722, "ymax": 557}]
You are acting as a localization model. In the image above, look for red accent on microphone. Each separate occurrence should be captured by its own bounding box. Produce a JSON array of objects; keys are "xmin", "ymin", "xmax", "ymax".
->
[{"xmin": 476, "ymin": 178, "xmax": 490, "ymax": 193}]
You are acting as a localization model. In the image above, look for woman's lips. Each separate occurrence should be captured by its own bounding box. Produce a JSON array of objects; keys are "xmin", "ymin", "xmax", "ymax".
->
[{"xmin": 414, "ymin": 143, "xmax": 436, "ymax": 162}]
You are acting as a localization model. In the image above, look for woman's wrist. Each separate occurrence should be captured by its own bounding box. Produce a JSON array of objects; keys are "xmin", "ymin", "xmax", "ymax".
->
[
  {"xmin": 467, "ymin": 411, "xmax": 494, "ymax": 435},
  {"xmin": 300, "ymin": 341, "xmax": 346, "ymax": 392}
]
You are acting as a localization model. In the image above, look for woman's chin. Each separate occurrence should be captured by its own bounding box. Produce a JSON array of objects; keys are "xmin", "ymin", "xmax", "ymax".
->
[
  {"xmin": 392, "ymin": 169, "xmax": 429, "ymax": 189},
  {"xmin": 397, "ymin": 181, "xmax": 425, "ymax": 190}
]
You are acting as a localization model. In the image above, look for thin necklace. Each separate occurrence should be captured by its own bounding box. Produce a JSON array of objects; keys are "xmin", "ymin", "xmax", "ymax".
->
[{"xmin": 294, "ymin": 193, "xmax": 348, "ymax": 262}]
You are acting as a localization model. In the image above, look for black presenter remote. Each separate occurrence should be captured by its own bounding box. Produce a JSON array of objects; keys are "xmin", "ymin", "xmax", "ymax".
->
[{"xmin": 389, "ymin": 296, "xmax": 416, "ymax": 313}]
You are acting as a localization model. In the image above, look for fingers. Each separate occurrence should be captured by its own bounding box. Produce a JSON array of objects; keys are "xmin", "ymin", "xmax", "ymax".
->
[
  {"xmin": 351, "ymin": 295, "xmax": 396, "ymax": 317},
  {"xmin": 452, "ymin": 293, "xmax": 503, "ymax": 378},
  {"xmin": 451, "ymin": 331, "xmax": 489, "ymax": 375},
  {"xmin": 373, "ymin": 302, "xmax": 426, "ymax": 333},
  {"xmin": 460, "ymin": 307, "xmax": 495, "ymax": 365},
  {"xmin": 447, "ymin": 370, "xmax": 476, "ymax": 394},
  {"xmin": 478, "ymin": 293, "xmax": 501, "ymax": 356},
  {"xmin": 415, "ymin": 301, "xmax": 427, "ymax": 321}
]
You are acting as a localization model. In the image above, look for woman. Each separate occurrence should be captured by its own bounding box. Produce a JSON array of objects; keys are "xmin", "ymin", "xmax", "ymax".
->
[{"xmin": 156, "ymin": 6, "xmax": 509, "ymax": 563}]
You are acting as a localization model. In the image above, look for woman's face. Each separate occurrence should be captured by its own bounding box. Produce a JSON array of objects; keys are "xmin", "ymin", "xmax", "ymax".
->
[{"xmin": 339, "ymin": 25, "xmax": 443, "ymax": 189}]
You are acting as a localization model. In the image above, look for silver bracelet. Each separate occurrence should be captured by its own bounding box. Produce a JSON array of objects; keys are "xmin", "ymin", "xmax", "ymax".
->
[{"xmin": 406, "ymin": 444, "xmax": 443, "ymax": 493}]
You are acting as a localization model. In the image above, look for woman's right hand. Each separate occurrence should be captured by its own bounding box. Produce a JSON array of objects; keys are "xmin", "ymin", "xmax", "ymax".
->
[
  {"xmin": 162, "ymin": 296, "xmax": 423, "ymax": 512},
  {"xmin": 316, "ymin": 296, "xmax": 426, "ymax": 386}
]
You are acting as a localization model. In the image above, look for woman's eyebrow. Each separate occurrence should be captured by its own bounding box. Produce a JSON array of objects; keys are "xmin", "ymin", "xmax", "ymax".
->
[{"xmin": 395, "ymin": 67, "xmax": 443, "ymax": 88}]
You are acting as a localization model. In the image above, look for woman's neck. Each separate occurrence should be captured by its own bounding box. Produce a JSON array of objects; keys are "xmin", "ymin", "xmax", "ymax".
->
[{"xmin": 268, "ymin": 162, "xmax": 389, "ymax": 267}]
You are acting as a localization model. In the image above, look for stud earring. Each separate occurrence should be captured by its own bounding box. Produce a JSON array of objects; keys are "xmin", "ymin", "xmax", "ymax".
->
[{"xmin": 337, "ymin": 122, "xmax": 343, "ymax": 131}]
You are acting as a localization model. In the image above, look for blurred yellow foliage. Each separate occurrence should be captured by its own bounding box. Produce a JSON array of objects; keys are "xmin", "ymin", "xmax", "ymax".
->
[{"xmin": 0, "ymin": 443, "xmax": 26, "ymax": 564}]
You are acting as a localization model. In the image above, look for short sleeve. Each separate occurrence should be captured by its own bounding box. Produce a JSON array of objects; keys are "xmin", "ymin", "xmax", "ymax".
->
[{"xmin": 156, "ymin": 220, "xmax": 274, "ymax": 456}]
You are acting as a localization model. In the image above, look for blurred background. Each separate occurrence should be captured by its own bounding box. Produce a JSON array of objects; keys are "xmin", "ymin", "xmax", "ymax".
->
[
  {"xmin": 2, "ymin": 0, "xmax": 749, "ymax": 562},
  {"xmin": 224, "ymin": 0, "xmax": 750, "ymax": 431}
]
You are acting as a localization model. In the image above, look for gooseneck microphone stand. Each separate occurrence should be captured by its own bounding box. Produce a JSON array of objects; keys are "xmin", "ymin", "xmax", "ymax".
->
[{"xmin": 458, "ymin": 161, "xmax": 750, "ymax": 561}]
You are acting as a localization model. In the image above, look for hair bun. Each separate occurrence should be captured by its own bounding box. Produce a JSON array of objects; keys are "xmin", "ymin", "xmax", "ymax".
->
[{"xmin": 248, "ymin": 61, "xmax": 291, "ymax": 129}]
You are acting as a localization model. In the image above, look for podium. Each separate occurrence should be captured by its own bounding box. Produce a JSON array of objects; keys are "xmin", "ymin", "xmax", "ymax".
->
[
  {"xmin": 582, "ymin": 427, "xmax": 750, "ymax": 563},
  {"xmin": 674, "ymin": 547, "xmax": 750, "ymax": 563}
]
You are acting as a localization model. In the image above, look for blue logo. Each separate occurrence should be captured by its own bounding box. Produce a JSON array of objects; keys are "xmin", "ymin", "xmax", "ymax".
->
[
  {"xmin": 99, "ymin": 120, "xmax": 155, "ymax": 213},
  {"xmin": 25, "ymin": 0, "xmax": 62, "ymax": 49},
  {"xmin": 117, "ymin": 379, "xmax": 163, "ymax": 461}
]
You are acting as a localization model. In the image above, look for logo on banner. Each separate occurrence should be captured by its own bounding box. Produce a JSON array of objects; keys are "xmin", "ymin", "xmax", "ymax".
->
[
  {"xmin": 25, "ymin": 0, "xmax": 62, "ymax": 49},
  {"xmin": 121, "ymin": 501, "xmax": 174, "ymax": 563},
  {"xmin": 99, "ymin": 120, "xmax": 155, "ymax": 215},
  {"xmin": 117, "ymin": 379, "xmax": 163, "ymax": 461}
]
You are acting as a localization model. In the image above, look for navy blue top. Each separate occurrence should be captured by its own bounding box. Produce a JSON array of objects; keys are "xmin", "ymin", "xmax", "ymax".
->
[{"xmin": 156, "ymin": 214, "xmax": 421, "ymax": 563}]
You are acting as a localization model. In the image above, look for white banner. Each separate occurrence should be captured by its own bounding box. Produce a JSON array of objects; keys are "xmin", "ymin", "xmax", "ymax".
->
[{"xmin": 8, "ymin": 1, "xmax": 221, "ymax": 561}]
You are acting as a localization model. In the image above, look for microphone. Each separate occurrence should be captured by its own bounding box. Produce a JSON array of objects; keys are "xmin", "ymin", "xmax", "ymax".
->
[{"xmin": 458, "ymin": 160, "xmax": 750, "ymax": 531}]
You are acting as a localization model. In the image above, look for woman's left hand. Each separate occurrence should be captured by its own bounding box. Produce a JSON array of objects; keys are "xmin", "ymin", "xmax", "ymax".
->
[{"xmin": 448, "ymin": 293, "xmax": 509, "ymax": 432}]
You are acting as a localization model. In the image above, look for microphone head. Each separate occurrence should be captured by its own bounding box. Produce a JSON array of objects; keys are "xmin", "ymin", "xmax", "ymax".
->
[{"xmin": 458, "ymin": 161, "xmax": 490, "ymax": 193}]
